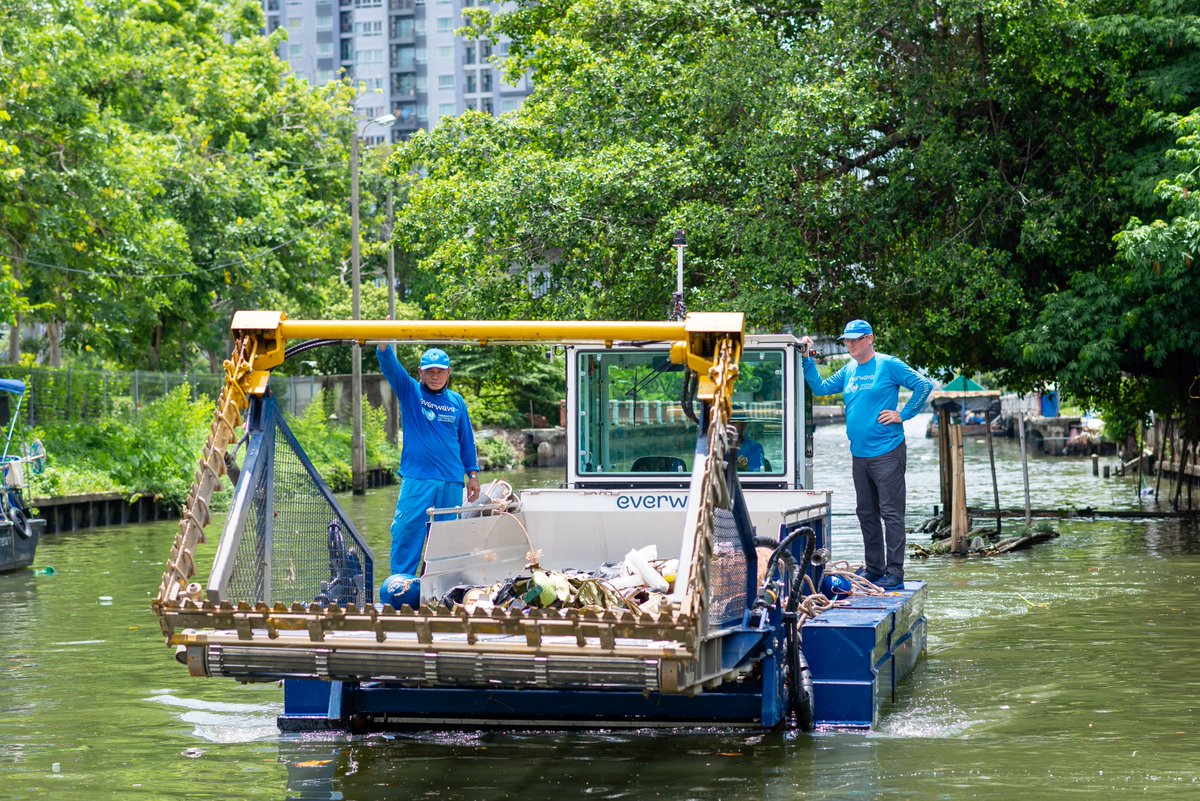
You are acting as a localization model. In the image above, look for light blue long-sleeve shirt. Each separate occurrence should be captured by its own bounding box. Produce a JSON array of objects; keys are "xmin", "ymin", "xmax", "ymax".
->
[
  {"xmin": 377, "ymin": 345, "xmax": 480, "ymax": 481},
  {"xmin": 803, "ymin": 353, "xmax": 932, "ymax": 458}
]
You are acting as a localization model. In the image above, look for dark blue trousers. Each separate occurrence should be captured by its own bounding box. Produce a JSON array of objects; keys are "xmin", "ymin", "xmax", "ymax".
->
[{"xmin": 851, "ymin": 442, "xmax": 908, "ymax": 579}]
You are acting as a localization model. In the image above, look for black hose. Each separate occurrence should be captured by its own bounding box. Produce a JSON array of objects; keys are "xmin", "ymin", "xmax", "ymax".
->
[
  {"xmin": 758, "ymin": 526, "xmax": 818, "ymax": 730},
  {"xmin": 761, "ymin": 524, "xmax": 814, "ymax": 595},
  {"xmin": 680, "ymin": 369, "xmax": 699, "ymax": 425},
  {"xmin": 283, "ymin": 338, "xmax": 354, "ymax": 360},
  {"xmin": 785, "ymin": 526, "xmax": 816, "ymax": 614}
]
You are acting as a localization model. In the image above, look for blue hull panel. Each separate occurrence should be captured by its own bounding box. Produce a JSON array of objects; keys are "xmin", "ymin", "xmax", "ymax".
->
[
  {"xmin": 280, "ymin": 682, "xmax": 772, "ymax": 732},
  {"xmin": 803, "ymin": 581, "xmax": 927, "ymax": 727}
]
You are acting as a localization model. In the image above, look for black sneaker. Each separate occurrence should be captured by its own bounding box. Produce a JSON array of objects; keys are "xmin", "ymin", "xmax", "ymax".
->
[
  {"xmin": 854, "ymin": 567, "xmax": 883, "ymax": 583},
  {"xmin": 875, "ymin": 573, "xmax": 905, "ymax": 590}
]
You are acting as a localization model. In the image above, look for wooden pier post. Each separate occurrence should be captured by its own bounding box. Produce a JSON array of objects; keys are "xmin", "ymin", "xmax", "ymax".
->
[
  {"xmin": 1092, "ymin": 453, "xmax": 1099, "ymax": 476},
  {"xmin": 1017, "ymin": 409, "xmax": 1032, "ymax": 527},
  {"xmin": 986, "ymin": 406, "xmax": 1002, "ymax": 536},
  {"xmin": 950, "ymin": 424, "xmax": 968, "ymax": 553},
  {"xmin": 938, "ymin": 406, "xmax": 952, "ymax": 525}
]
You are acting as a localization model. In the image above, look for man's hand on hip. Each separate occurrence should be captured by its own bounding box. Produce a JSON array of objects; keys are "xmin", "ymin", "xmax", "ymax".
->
[{"xmin": 877, "ymin": 409, "xmax": 902, "ymax": 425}]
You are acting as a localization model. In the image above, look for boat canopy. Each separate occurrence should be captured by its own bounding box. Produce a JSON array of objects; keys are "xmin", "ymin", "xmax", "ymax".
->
[
  {"xmin": 0, "ymin": 379, "xmax": 25, "ymax": 396},
  {"xmin": 930, "ymin": 374, "xmax": 999, "ymax": 413}
]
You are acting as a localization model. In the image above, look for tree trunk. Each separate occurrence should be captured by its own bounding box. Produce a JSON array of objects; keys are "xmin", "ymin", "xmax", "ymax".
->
[
  {"xmin": 149, "ymin": 324, "xmax": 163, "ymax": 369},
  {"xmin": 7, "ymin": 249, "xmax": 21, "ymax": 364},
  {"xmin": 8, "ymin": 314, "xmax": 20, "ymax": 364},
  {"xmin": 47, "ymin": 320, "xmax": 61, "ymax": 367}
]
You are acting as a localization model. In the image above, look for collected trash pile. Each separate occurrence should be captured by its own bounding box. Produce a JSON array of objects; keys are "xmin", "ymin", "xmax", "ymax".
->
[{"xmin": 434, "ymin": 545, "xmax": 680, "ymax": 616}]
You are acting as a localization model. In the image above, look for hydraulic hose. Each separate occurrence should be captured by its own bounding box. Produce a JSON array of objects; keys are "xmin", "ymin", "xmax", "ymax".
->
[{"xmin": 283, "ymin": 338, "xmax": 353, "ymax": 360}]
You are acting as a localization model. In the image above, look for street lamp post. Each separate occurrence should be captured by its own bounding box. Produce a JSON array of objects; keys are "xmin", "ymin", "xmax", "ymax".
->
[
  {"xmin": 670, "ymin": 230, "xmax": 687, "ymax": 321},
  {"xmin": 351, "ymin": 113, "xmax": 397, "ymax": 495},
  {"xmin": 385, "ymin": 186, "xmax": 399, "ymax": 445}
]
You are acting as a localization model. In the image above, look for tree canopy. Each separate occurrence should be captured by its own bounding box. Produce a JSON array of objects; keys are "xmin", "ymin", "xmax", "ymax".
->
[
  {"xmin": 0, "ymin": 0, "xmax": 357, "ymax": 370},
  {"xmin": 390, "ymin": 0, "xmax": 1200, "ymax": 433}
]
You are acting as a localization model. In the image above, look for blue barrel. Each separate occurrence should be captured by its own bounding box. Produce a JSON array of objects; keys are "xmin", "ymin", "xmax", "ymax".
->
[{"xmin": 1040, "ymin": 391, "xmax": 1060, "ymax": 418}]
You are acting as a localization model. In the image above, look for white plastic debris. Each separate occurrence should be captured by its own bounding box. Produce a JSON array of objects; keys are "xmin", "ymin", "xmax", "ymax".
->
[
  {"xmin": 605, "ymin": 573, "xmax": 647, "ymax": 591},
  {"xmin": 623, "ymin": 547, "xmax": 669, "ymax": 592}
]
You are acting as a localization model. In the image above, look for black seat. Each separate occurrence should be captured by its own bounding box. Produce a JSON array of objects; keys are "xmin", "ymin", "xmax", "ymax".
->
[{"xmin": 630, "ymin": 456, "xmax": 688, "ymax": 473}]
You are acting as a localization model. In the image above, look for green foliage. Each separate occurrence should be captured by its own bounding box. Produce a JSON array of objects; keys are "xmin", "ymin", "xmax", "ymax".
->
[
  {"xmin": 287, "ymin": 389, "xmax": 402, "ymax": 491},
  {"xmin": 1014, "ymin": 105, "xmax": 1200, "ymax": 440},
  {"xmin": 27, "ymin": 385, "xmax": 212, "ymax": 505},
  {"xmin": 451, "ymin": 346, "xmax": 565, "ymax": 427},
  {"xmin": 0, "ymin": 0, "xmax": 358, "ymax": 368},
  {"xmin": 476, "ymin": 435, "xmax": 517, "ymax": 471},
  {"xmin": 29, "ymin": 463, "xmax": 123, "ymax": 499},
  {"xmin": 118, "ymin": 385, "xmax": 215, "ymax": 504},
  {"xmin": 25, "ymin": 384, "xmax": 403, "ymax": 502},
  {"xmin": 393, "ymin": 0, "xmax": 1200, "ymax": 440}
]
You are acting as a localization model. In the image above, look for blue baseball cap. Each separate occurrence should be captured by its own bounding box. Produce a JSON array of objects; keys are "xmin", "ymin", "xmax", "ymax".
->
[
  {"xmin": 419, "ymin": 348, "xmax": 451, "ymax": 370},
  {"xmin": 837, "ymin": 319, "xmax": 873, "ymax": 341}
]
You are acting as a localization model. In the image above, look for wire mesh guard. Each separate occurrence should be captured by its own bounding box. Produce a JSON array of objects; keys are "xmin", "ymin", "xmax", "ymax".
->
[
  {"xmin": 219, "ymin": 396, "xmax": 373, "ymax": 608},
  {"xmin": 707, "ymin": 505, "xmax": 750, "ymax": 627}
]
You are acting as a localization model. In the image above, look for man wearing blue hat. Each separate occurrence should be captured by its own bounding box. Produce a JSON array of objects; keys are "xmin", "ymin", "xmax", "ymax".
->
[
  {"xmin": 800, "ymin": 320, "xmax": 931, "ymax": 590},
  {"xmin": 377, "ymin": 341, "xmax": 481, "ymax": 577}
]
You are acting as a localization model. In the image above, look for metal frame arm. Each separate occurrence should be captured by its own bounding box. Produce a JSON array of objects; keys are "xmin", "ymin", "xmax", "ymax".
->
[{"xmin": 153, "ymin": 333, "xmax": 258, "ymax": 620}]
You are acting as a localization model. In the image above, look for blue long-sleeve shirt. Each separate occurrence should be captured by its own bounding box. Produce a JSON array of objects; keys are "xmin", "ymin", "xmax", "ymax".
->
[
  {"xmin": 803, "ymin": 353, "xmax": 932, "ymax": 458},
  {"xmin": 376, "ymin": 345, "xmax": 480, "ymax": 481}
]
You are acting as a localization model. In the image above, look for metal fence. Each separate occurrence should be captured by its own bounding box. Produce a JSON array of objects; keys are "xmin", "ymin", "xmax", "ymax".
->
[{"xmin": 0, "ymin": 366, "xmax": 333, "ymax": 427}]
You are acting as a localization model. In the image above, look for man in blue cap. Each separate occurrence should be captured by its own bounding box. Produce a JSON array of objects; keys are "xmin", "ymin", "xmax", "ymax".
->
[
  {"xmin": 377, "ymin": 341, "xmax": 481, "ymax": 578},
  {"xmin": 800, "ymin": 320, "xmax": 931, "ymax": 589}
]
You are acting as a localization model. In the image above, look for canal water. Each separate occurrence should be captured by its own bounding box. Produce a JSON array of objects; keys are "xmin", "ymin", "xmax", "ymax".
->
[{"xmin": 2, "ymin": 415, "xmax": 1197, "ymax": 800}]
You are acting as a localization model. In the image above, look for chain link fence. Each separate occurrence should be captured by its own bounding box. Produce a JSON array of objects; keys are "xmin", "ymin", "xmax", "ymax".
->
[{"xmin": 0, "ymin": 366, "xmax": 332, "ymax": 427}]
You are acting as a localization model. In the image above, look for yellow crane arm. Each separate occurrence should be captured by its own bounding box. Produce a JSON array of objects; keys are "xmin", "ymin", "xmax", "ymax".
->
[{"xmin": 153, "ymin": 311, "xmax": 743, "ymax": 633}]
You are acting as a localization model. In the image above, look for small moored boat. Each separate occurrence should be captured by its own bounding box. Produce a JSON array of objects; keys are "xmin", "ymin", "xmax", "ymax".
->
[{"xmin": 0, "ymin": 379, "xmax": 47, "ymax": 573}]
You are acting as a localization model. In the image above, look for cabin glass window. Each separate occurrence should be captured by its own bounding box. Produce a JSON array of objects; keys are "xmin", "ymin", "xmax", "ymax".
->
[
  {"xmin": 731, "ymin": 349, "xmax": 786, "ymax": 475},
  {"xmin": 576, "ymin": 349, "xmax": 785, "ymax": 476}
]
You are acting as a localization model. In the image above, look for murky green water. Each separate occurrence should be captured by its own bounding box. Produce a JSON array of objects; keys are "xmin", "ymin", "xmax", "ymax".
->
[{"xmin": 2, "ymin": 415, "xmax": 1197, "ymax": 800}]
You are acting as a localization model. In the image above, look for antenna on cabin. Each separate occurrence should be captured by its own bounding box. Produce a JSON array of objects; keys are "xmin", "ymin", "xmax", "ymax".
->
[{"xmin": 670, "ymin": 230, "xmax": 687, "ymax": 321}]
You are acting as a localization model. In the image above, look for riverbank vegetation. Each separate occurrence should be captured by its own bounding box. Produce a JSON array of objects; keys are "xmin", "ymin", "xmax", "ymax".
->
[
  {"xmin": 19, "ymin": 386, "xmax": 393, "ymax": 505},
  {"xmin": 23, "ymin": 384, "xmax": 521, "ymax": 504},
  {"xmin": 3, "ymin": 1, "xmax": 1199, "ymax": 493}
]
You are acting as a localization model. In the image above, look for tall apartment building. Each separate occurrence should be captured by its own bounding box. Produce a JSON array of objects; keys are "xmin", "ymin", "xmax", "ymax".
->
[{"xmin": 264, "ymin": 0, "xmax": 532, "ymax": 142}]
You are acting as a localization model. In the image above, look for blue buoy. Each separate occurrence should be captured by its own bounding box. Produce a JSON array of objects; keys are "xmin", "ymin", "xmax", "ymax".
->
[
  {"xmin": 820, "ymin": 574, "xmax": 854, "ymax": 599},
  {"xmin": 379, "ymin": 573, "xmax": 421, "ymax": 609}
]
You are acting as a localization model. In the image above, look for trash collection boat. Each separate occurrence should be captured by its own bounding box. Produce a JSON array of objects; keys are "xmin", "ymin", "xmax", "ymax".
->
[
  {"xmin": 153, "ymin": 312, "xmax": 925, "ymax": 731},
  {"xmin": 0, "ymin": 379, "xmax": 47, "ymax": 573}
]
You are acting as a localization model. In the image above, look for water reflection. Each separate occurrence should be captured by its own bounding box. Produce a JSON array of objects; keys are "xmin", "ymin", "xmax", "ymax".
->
[{"xmin": 281, "ymin": 730, "xmax": 820, "ymax": 801}]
